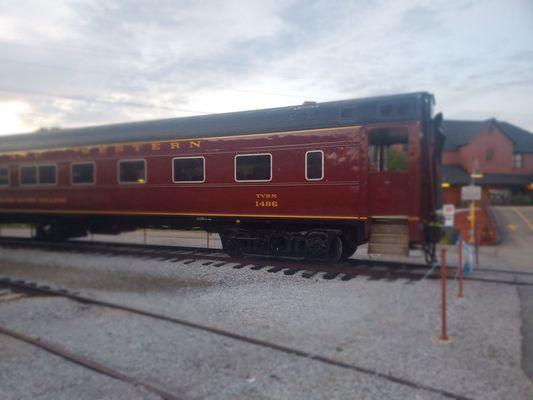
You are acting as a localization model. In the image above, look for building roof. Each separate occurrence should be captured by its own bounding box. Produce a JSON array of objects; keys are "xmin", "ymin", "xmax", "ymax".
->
[
  {"xmin": 479, "ymin": 173, "xmax": 532, "ymax": 186},
  {"xmin": 441, "ymin": 164, "xmax": 471, "ymax": 185},
  {"xmin": 441, "ymin": 120, "xmax": 489, "ymax": 150},
  {"xmin": 495, "ymin": 121, "xmax": 533, "ymax": 153},
  {"xmin": 442, "ymin": 164, "xmax": 532, "ymax": 186},
  {"xmin": 0, "ymin": 92, "xmax": 433, "ymax": 153},
  {"xmin": 442, "ymin": 119, "xmax": 533, "ymax": 153}
]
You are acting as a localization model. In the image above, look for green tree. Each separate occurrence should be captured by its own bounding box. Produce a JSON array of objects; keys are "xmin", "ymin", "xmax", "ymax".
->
[{"xmin": 387, "ymin": 146, "xmax": 408, "ymax": 172}]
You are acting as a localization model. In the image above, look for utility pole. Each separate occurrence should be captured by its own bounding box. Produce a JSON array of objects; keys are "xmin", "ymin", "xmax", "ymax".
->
[{"xmin": 470, "ymin": 160, "xmax": 483, "ymax": 264}]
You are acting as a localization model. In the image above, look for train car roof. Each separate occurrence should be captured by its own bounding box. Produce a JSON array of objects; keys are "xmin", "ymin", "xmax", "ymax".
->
[{"xmin": 0, "ymin": 92, "xmax": 433, "ymax": 152}]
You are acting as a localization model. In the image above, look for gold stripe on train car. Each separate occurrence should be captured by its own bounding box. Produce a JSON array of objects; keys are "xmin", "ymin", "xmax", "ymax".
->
[{"xmin": 0, "ymin": 208, "xmax": 364, "ymax": 221}]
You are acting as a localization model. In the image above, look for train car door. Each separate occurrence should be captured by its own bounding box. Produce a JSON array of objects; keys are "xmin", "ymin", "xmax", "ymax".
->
[{"xmin": 366, "ymin": 127, "xmax": 411, "ymax": 216}]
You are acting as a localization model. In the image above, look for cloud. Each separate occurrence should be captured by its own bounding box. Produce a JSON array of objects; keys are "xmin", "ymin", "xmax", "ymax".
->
[
  {"xmin": 0, "ymin": 101, "xmax": 32, "ymax": 133},
  {"xmin": 0, "ymin": 0, "xmax": 532, "ymax": 135}
]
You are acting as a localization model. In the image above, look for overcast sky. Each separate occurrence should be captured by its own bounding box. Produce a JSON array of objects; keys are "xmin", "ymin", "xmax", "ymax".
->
[{"xmin": 0, "ymin": 0, "xmax": 532, "ymax": 136}]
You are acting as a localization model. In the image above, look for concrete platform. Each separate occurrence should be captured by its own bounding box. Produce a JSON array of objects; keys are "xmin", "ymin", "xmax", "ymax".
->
[{"xmin": 489, "ymin": 206, "xmax": 533, "ymax": 382}]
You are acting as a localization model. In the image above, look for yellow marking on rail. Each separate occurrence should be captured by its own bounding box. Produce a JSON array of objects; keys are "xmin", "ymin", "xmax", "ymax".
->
[{"xmin": 511, "ymin": 207, "xmax": 533, "ymax": 231}]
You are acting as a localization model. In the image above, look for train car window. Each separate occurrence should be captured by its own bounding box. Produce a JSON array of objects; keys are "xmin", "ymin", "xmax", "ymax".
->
[
  {"xmin": 235, "ymin": 154, "xmax": 272, "ymax": 182},
  {"xmin": 173, "ymin": 157, "xmax": 205, "ymax": 183},
  {"xmin": 306, "ymin": 150, "xmax": 324, "ymax": 180},
  {"xmin": 118, "ymin": 160, "xmax": 146, "ymax": 184},
  {"xmin": 72, "ymin": 162, "xmax": 95, "ymax": 184},
  {"xmin": 369, "ymin": 128, "xmax": 409, "ymax": 172},
  {"xmin": 20, "ymin": 166, "xmax": 37, "ymax": 185},
  {"xmin": 38, "ymin": 165, "xmax": 57, "ymax": 184},
  {"xmin": 0, "ymin": 167, "xmax": 9, "ymax": 186}
]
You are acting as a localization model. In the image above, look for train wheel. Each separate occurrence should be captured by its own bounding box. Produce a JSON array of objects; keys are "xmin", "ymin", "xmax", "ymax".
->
[
  {"xmin": 269, "ymin": 236, "xmax": 287, "ymax": 256},
  {"xmin": 306, "ymin": 231, "xmax": 343, "ymax": 263},
  {"xmin": 340, "ymin": 244, "xmax": 357, "ymax": 262},
  {"xmin": 328, "ymin": 235, "xmax": 343, "ymax": 264},
  {"xmin": 339, "ymin": 234, "xmax": 357, "ymax": 261},
  {"xmin": 220, "ymin": 234, "xmax": 243, "ymax": 258},
  {"xmin": 34, "ymin": 224, "xmax": 50, "ymax": 240},
  {"xmin": 306, "ymin": 231, "xmax": 329, "ymax": 259},
  {"xmin": 35, "ymin": 224, "xmax": 65, "ymax": 241}
]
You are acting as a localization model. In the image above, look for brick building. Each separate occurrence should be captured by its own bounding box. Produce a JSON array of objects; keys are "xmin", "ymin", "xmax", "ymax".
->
[{"xmin": 441, "ymin": 119, "xmax": 533, "ymax": 206}]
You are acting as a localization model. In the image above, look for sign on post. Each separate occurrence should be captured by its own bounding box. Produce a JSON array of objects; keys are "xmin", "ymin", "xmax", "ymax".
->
[
  {"xmin": 443, "ymin": 204, "xmax": 455, "ymax": 227},
  {"xmin": 461, "ymin": 185, "xmax": 481, "ymax": 201}
]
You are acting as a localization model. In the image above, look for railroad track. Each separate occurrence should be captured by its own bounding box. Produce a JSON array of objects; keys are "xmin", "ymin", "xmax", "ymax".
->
[
  {"xmin": 0, "ymin": 324, "xmax": 183, "ymax": 400},
  {"xmin": 0, "ymin": 277, "xmax": 473, "ymax": 400},
  {"xmin": 0, "ymin": 236, "xmax": 532, "ymax": 287}
]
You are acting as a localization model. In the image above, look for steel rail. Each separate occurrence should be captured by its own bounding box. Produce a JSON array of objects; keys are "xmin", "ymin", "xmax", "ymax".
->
[{"xmin": 0, "ymin": 323, "xmax": 184, "ymax": 400}]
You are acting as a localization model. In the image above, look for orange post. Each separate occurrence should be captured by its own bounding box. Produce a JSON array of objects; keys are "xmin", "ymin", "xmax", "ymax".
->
[
  {"xmin": 440, "ymin": 248, "xmax": 449, "ymax": 341},
  {"xmin": 458, "ymin": 240, "xmax": 464, "ymax": 298}
]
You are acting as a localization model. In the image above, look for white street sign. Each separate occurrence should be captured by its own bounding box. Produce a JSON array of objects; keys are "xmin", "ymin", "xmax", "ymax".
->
[
  {"xmin": 443, "ymin": 204, "xmax": 455, "ymax": 227},
  {"xmin": 461, "ymin": 185, "xmax": 481, "ymax": 201}
]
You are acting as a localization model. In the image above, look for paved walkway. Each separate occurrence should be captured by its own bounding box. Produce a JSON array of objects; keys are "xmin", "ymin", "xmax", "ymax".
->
[{"xmin": 489, "ymin": 206, "xmax": 533, "ymax": 382}]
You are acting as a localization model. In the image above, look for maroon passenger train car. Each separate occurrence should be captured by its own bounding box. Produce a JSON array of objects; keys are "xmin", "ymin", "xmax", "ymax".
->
[{"xmin": 0, "ymin": 92, "xmax": 443, "ymax": 263}]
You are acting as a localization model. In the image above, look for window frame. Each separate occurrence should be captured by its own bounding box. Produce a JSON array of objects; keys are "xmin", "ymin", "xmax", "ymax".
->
[
  {"xmin": 513, "ymin": 153, "xmax": 523, "ymax": 169},
  {"xmin": 0, "ymin": 166, "xmax": 10, "ymax": 187},
  {"xmin": 172, "ymin": 156, "xmax": 206, "ymax": 184},
  {"xmin": 486, "ymin": 147, "xmax": 494, "ymax": 162},
  {"xmin": 19, "ymin": 164, "xmax": 58, "ymax": 186},
  {"xmin": 117, "ymin": 159, "xmax": 147, "ymax": 184},
  {"xmin": 71, "ymin": 161, "xmax": 96, "ymax": 186},
  {"xmin": 368, "ymin": 128, "xmax": 410, "ymax": 173},
  {"xmin": 19, "ymin": 165, "xmax": 37, "ymax": 186},
  {"xmin": 305, "ymin": 150, "xmax": 324, "ymax": 181},
  {"xmin": 38, "ymin": 164, "xmax": 58, "ymax": 185},
  {"xmin": 234, "ymin": 153, "xmax": 273, "ymax": 183}
]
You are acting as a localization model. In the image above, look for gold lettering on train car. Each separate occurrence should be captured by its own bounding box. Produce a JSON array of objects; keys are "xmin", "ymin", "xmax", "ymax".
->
[
  {"xmin": 98, "ymin": 146, "xmax": 107, "ymax": 155},
  {"xmin": 80, "ymin": 147, "xmax": 90, "ymax": 155},
  {"xmin": 115, "ymin": 144, "xmax": 125, "ymax": 153},
  {"xmin": 255, "ymin": 200, "xmax": 278, "ymax": 207},
  {"xmin": 170, "ymin": 142, "xmax": 180, "ymax": 150},
  {"xmin": 189, "ymin": 140, "xmax": 201, "ymax": 148},
  {"xmin": 255, "ymin": 193, "xmax": 279, "ymax": 207},
  {"xmin": 256, "ymin": 193, "xmax": 277, "ymax": 199},
  {"xmin": 131, "ymin": 143, "xmax": 142, "ymax": 152},
  {"xmin": 151, "ymin": 143, "xmax": 161, "ymax": 151}
]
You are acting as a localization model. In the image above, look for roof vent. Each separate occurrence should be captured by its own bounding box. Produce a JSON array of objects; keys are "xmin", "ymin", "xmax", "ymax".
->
[{"xmin": 302, "ymin": 101, "xmax": 317, "ymax": 106}]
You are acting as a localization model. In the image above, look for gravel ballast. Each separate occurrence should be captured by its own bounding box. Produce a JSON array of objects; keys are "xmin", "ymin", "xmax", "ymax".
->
[{"xmin": 0, "ymin": 245, "xmax": 532, "ymax": 400}]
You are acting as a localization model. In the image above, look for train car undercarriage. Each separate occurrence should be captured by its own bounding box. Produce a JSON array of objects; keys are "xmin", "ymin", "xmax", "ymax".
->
[
  {"xmin": 219, "ymin": 227, "xmax": 362, "ymax": 263},
  {"xmin": 1, "ymin": 215, "xmax": 437, "ymax": 265}
]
